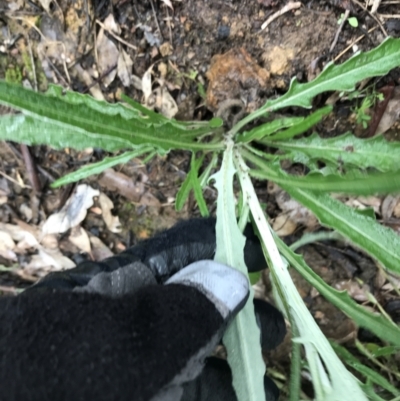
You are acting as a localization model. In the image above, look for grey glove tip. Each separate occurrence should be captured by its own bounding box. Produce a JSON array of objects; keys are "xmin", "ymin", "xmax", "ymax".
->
[{"xmin": 166, "ymin": 260, "xmax": 249, "ymax": 319}]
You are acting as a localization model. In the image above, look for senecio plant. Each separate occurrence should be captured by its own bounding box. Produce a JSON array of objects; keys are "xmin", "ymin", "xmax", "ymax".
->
[{"xmin": 1, "ymin": 38, "xmax": 400, "ymax": 401}]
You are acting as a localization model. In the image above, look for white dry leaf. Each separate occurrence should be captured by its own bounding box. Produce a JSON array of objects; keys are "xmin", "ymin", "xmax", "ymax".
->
[
  {"xmin": 117, "ymin": 48, "xmax": 134, "ymax": 87},
  {"xmin": 0, "ymin": 230, "xmax": 16, "ymax": 260},
  {"xmin": 19, "ymin": 203, "xmax": 33, "ymax": 222},
  {"xmin": 0, "ymin": 195, "xmax": 7, "ymax": 205},
  {"xmin": 131, "ymin": 74, "xmax": 143, "ymax": 91},
  {"xmin": 142, "ymin": 64, "xmax": 154, "ymax": 102},
  {"xmin": 99, "ymin": 193, "xmax": 122, "ymax": 233},
  {"xmin": 161, "ymin": 0, "xmax": 174, "ymax": 10},
  {"xmin": 68, "ymin": 226, "xmax": 92, "ymax": 253},
  {"xmin": 42, "ymin": 184, "xmax": 100, "ymax": 235},
  {"xmin": 153, "ymin": 86, "xmax": 178, "ymax": 118},
  {"xmin": 25, "ymin": 248, "xmax": 75, "ymax": 271},
  {"xmin": 2, "ymin": 223, "xmax": 39, "ymax": 250},
  {"xmin": 96, "ymin": 14, "xmax": 120, "ymax": 87}
]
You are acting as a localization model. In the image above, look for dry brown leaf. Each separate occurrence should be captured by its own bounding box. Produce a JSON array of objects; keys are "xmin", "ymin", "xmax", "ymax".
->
[
  {"xmin": 142, "ymin": 64, "xmax": 154, "ymax": 102},
  {"xmin": 117, "ymin": 48, "xmax": 134, "ymax": 87},
  {"xmin": 153, "ymin": 86, "xmax": 179, "ymax": 118},
  {"xmin": 96, "ymin": 14, "xmax": 120, "ymax": 87},
  {"xmin": 42, "ymin": 184, "xmax": 100, "ymax": 235},
  {"xmin": 272, "ymin": 214, "xmax": 297, "ymax": 236},
  {"xmin": 376, "ymin": 87, "xmax": 400, "ymax": 135},
  {"xmin": 269, "ymin": 183, "xmax": 318, "ymax": 229},
  {"xmin": 99, "ymin": 193, "xmax": 122, "ymax": 233},
  {"xmin": 381, "ymin": 195, "xmax": 400, "ymax": 220},
  {"xmin": 334, "ymin": 280, "xmax": 370, "ymax": 302},
  {"xmin": 69, "ymin": 226, "xmax": 91, "ymax": 254}
]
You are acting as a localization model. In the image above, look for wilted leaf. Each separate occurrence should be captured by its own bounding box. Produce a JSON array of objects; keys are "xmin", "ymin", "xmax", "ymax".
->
[{"xmin": 42, "ymin": 184, "xmax": 100, "ymax": 235}]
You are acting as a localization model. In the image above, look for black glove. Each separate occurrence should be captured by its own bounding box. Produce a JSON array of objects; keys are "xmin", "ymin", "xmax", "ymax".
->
[{"xmin": 0, "ymin": 218, "xmax": 286, "ymax": 401}]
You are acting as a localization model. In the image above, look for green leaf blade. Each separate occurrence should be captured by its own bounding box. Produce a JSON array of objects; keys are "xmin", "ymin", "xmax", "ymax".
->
[
  {"xmin": 277, "ymin": 236, "xmax": 400, "ymax": 346},
  {"xmin": 51, "ymin": 147, "xmax": 154, "ymax": 188},
  {"xmin": 265, "ymin": 37, "xmax": 400, "ymax": 111},
  {"xmin": 282, "ymin": 187, "xmax": 400, "ymax": 276},
  {"xmin": 265, "ymin": 132, "xmax": 400, "ymax": 173},
  {"xmin": 213, "ymin": 142, "xmax": 265, "ymax": 401},
  {"xmin": 0, "ymin": 82, "xmax": 223, "ymax": 152}
]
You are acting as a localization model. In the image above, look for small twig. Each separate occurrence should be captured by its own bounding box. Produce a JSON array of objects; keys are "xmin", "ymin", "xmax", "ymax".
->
[
  {"xmin": 0, "ymin": 170, "xmax": 32, "ymax": 189},
  {"xmin": 95, "ymin": 19, "xmax": 138, "ymax": 50},
  {"xmin": 330, "ymin": 9, "xmax": 350, "ymax": 53},
  {"xmin": 352, "ymin": 0, "xmax": 388, "ymax": 36},
  {"xmin": 165, "ymin": 6, "xmax": 173, "ymax": 44},
  {"xmin": 149, "ymin": 0, "xmax": 164, "ymax": 40},
  {"xmin": 261, "ymin": 2, "xmax": 302, "ymax": 31},
  {"xmin": 5, "ymin": 142, "xmax": 56, "ymax": 183},
  {"xmin": 43, "ymin": 54, "xmax": 70, "ymax": 87},
  {"xmin": 378, "ymin": 14, "xmax": 400, "ymax": 18},
  {"xmin": 333, "ymin": 26, "xmax": 378, "ymax": 62},
  {"xmin": 20, "ymin": 145, "xmax": 42, "ymax": 193},
  {"xmin": 370, "ymin": 0, "xmax": 382, "ymax": 14}
]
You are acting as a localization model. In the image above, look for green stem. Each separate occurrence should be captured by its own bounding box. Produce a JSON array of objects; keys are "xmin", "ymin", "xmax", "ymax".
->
[{"xmin": 289, "ymin": 323, "xmax": 302, "ymax": 401}]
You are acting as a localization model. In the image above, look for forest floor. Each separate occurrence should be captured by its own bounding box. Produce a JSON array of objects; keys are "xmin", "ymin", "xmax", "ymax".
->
[{"xmin": 1, "ymin": 0, "xmax": 400, "ymax": 399}]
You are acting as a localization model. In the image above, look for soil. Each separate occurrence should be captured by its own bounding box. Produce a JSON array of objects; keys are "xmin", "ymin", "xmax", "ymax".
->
[{"xmin": 1, "ymin": 0, "xmax": 400, "ymax": 399}]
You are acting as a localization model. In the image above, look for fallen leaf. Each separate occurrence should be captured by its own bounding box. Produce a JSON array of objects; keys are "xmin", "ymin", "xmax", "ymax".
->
[
  {"xmin": 376, "ymin": 87, "xmax": 400, "ymax": 135},
  {"xmin": 142, "ymin": 64, "xmax": 154, "ymax": 102},
  {"xmin": 153, "ymin": 86, "xmax": 179, "ymax": 118},
  {"xmin": 272, "ymin": 214, "xmax": 297, "ymax": 236},
  {"xmin": 0, "ymin": 230, "xmax": 16, "ymax": 260},
  {"xmin": 99, "ymin": 193, "xmax": 122, "ymax": 233},
  {"xmin": 117, "ymin": 48, "xmax": 134, "ymax": 87},
  {"xmin": 161, "ymin": 0, "xmax": 174, "ymax": 10},
  {"xmin": 69, "ymin": 226, "xmax": 92, "ymax": 253},
  {"xmin": 96, "ymin": 14, "xmax": 120, "ymax": 87},
  {"xmin": 42, "ymin": 184, "xmax": 100, "ymax": 235}
]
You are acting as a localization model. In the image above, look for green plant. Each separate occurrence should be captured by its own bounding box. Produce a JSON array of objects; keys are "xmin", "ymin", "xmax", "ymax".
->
[
  {"xmin": 352, "ymin": 90, "xmax": 384, "ymax": 129},
  {"xmin": 1, "ymin": 37, "xmax": 400, "ymax": 401},
  {"xmin": 338, "ymin": 13, "xmax": 359, "ymax": 28}
]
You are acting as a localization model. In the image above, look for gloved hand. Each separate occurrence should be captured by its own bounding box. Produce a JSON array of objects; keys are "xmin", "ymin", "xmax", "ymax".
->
[{"xmin": 0, "ymin": 218, "xmax": 286, "ymax": 401}]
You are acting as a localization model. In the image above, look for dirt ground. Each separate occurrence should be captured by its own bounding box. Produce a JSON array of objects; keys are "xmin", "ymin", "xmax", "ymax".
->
[{"xmin": 1, "ymin": 0, "xmax": 400, "ymax": 399}]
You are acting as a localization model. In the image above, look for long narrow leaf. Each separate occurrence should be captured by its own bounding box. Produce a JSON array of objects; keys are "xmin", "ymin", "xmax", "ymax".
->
[
  {"xmin": 0, "ymin": 82, "xmax": 223, "ymax": 152},
  {"xmin": 237, "ymin": 117, "xmax": 304, "ymax": 143},
  {"xmin": 51, "ymin": 147, "xmax": 154, "ymax": 188},
  {"xmin": 175, "ymin": 155, "xmax": 204, "ymax": 211},
  {"xmin": 235, "ymin": 150, "xmax": 367, "ymax": 401},
  {"xmin": 243, "ymin": 149, "xmax": 400, "ymax": 195},
  {"xmin": 276, "ymin": 236, "xmax": 400, "ymax": 346},
  {"xmin": 264, "ymin": 132, "xmax": 400, "ymax": 172},
  {"xmin": 331, "ymin": 342, "xmax": 400, "ymax": 396},
  {"xmin": 281, "ymin": 186, "xmax": 400, "ymax": 276},
  {"xmin": 0, "ymin": 115, "xmax": 132, "ymax": 151},
  {"xmin": 264, "ymin": 106, "xmax": 332, "ymax": 141},
  {"xmin": 213, "ymin": 141, "xmax": 265, "ymax": 401},
  {"xmin": 190, "ymin": 155, "xmax": 209, "ymax": 217}
]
